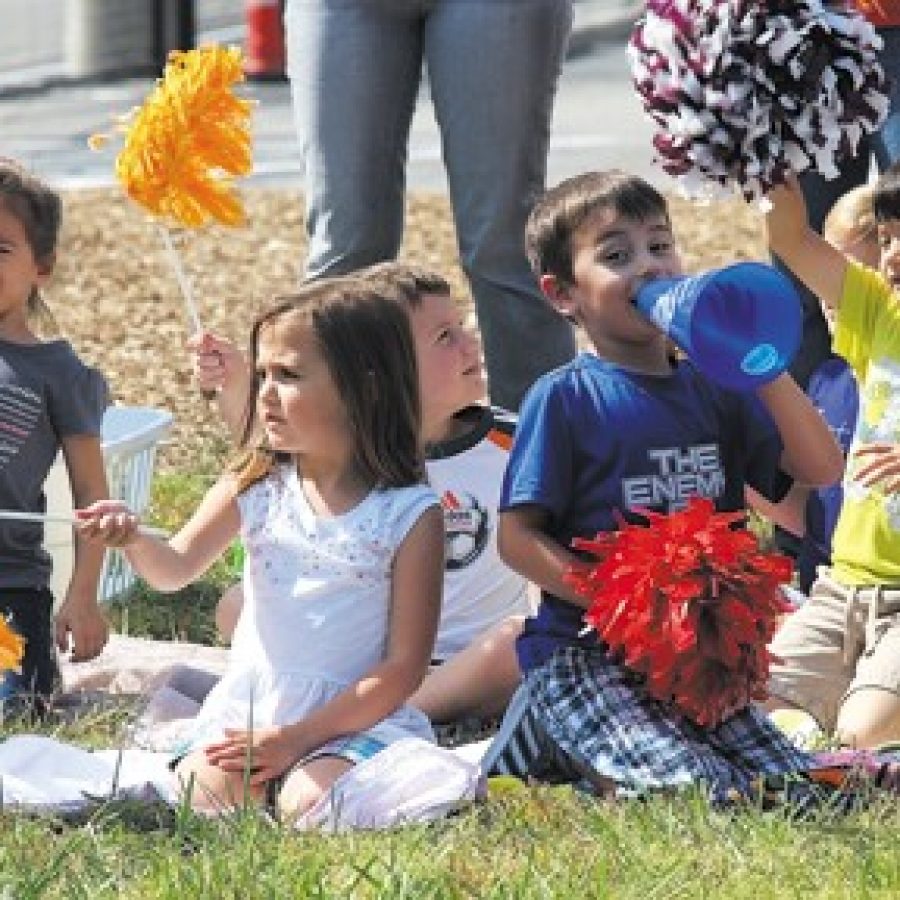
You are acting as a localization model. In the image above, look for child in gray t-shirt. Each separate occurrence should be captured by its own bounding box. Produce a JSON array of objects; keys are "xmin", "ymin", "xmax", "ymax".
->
[{"xmin": 0, "ymin": 159, "xmax": 109, "ymax": 711}]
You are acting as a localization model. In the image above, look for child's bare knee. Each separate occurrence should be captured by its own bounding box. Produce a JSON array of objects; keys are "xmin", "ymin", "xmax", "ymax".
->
[
  {"xmin": 277, "ymin": 779, "xmax": 326, "ymax": 823},
  {"xmin": 496, "ymin": 615, "xmax": 525, "ymax": 642},
  {"xmin": 175, "ymin": 756, "xmax": 248, "ymax": 814},
  {"xmin": 276, "ymin": 757, "xmax": 352, "ymax": 824},
  {"xmin": 836, "ymin": 689, "xmax": 900, "ymax": 749}
]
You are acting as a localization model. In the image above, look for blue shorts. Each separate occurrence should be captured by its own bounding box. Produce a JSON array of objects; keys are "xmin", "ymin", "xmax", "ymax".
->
[{"xmin": 306, "ymin": 733, "xmax": 387, "ymax": 766}]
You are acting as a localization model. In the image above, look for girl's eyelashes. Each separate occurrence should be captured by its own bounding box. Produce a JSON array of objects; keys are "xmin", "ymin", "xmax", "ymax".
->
[{"xmin": 255, "ymin": 365, "xmax": 301, "ymax": 382}]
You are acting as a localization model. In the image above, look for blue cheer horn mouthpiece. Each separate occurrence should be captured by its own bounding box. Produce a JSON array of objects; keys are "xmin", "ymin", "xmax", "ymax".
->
[{"xmin": 634, "ymin": 262, "xmax": 802, "ymax": 391}]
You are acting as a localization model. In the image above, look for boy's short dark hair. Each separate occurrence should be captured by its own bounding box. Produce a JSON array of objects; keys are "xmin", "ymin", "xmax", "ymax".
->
[
  {"xmin": 873, "ymin": 161, "xmax": 900, "ymax": 223},
  {"xmin": 525, "ymin": 170, "xmax": 669, "ymax": 284},
  {"xmin": 359, "ymin": 262, "xmax": 452, "ymax": 310}
]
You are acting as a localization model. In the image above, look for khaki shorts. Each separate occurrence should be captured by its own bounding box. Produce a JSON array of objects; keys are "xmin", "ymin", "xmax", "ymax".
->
[{"xmin": 768, "ymin": 571, "xmax": 900, "ymax": 731}]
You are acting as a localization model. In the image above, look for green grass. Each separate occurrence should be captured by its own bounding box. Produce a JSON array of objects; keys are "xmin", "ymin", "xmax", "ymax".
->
[
  {"xmin": 2, "ymin": 786, "xmax": 900, "ymax": 898},
  {"xmin": 1, "ymin": 470, "xmax": 897, "ymax": 897},
  {"xmin": 104, "ymin": 469, "xmax": 243, "ymax": 644}
]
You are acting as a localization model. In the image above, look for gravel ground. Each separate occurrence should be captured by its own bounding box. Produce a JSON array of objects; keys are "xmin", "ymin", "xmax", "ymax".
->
[{"xmin": 50, "ymin": 188, "xmax": 768, "ymax": 474}]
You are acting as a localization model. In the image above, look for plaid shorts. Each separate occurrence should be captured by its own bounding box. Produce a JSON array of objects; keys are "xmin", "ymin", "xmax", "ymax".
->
[{"xmin": 484, "ymin": 645, "xmax": 813, "ymax": 803}]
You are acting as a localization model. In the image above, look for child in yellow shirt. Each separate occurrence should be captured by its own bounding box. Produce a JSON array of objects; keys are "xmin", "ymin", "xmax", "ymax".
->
[{"xmin": 767, "ymin": 165, "xmax": 900, "ymax": 748}]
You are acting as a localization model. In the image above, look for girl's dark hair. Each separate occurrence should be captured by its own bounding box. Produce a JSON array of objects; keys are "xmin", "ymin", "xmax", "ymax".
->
[
  {"xmin": 873, "ymin": 161, "xmax": 900, "ymax": 223},
  {"xmin": 0, "ymin": 158, "xmax": 61, "ymax": 314},
  {"xmin": 234, "ymin": 277, "xmax": 424, "ymax": 491},
  {"xmin": 525, "ymin": 170, "xmax": 670, "ymax": 284}
]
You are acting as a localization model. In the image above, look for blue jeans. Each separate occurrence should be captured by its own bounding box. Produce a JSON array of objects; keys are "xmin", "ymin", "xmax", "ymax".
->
[
  {"xmin": 285, "ymin": 0, "xmax": 576, "ymax": 411},
  {"xmin": 784, "ymin": 26, "xmax": 900, "ymax": 389}
]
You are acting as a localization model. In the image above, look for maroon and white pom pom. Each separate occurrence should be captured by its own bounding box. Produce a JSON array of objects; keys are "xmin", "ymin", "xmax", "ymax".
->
[{"xmin": 629, "ymin": 0, "xmax": 890, "ymax": 200}]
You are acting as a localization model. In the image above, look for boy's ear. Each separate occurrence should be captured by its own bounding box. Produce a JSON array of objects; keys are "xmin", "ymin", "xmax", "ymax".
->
[
  {"xmin": 539, "ymin": 273, "xmax": 577, "ymax": 318},
  {"xmin": 35, "ymin": 252, "xmax": 56, "ymax": 285}
]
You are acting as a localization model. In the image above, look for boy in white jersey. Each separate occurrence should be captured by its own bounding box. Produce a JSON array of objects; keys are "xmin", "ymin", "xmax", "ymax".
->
[
  {"xmin": 190, "ymin": 264, "xmax": 531, "ymax": 725},
  {"xmin": 767, "ymin": 165, "xmax": 900, "ymax": 748}
]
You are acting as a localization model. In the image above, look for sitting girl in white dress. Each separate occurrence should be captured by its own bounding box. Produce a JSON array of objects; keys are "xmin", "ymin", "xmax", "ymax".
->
[{"xmin": 76, "ymin": 278, "xmax": 444, "ymax": 821}]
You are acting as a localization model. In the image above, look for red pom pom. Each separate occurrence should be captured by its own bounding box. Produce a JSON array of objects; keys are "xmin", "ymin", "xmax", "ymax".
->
[{"xmin": 566, "ymin": 497, "xmax": 793, "ymax": 728}]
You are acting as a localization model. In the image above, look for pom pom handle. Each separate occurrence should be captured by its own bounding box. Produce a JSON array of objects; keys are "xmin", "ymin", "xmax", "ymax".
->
[
  {"xmin": 156, "ymin": 226, "xmax": 216, "ymax": 401},
  {"xmin": 157, "ymin": 225, "xmax": 202, "ymax": 334}
]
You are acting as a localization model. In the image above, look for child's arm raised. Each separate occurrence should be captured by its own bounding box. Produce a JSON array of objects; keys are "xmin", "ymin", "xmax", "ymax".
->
[
  {"xmin": 186, "ymin": 331, "xmax": 252, "ymax": 441},
  {"xmin": 766, "ymin": 176, "xmax": 848, "ymax": 316},
  {"xmin": 54, "ymin": 435, "xmax": 110, "ymax": 662},
  {"xmin": 76, "ymin": 475, "xmax": 241, "ymax": 592},
  {"xmin": 757, "ymin": 374, "xmax": 844, "ymax": 487},
  {"xmin": 202, "ymin": 504, "xmax": 444, "ymax": 785},
  {"xmin": 498, "ymin": 505, "xmax": 591, "ymax": 609}
]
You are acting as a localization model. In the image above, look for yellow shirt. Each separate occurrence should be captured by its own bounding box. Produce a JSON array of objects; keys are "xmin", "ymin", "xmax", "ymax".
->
[{"xmin": 830, "ymin": 261, "xmax": 900, "ymax": 585}]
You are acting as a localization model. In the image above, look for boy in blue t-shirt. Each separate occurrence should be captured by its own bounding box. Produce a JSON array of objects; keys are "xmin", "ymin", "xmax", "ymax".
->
[{"xmin": 484, "ymin": 171, "xmax": 844, "ymax": 800}]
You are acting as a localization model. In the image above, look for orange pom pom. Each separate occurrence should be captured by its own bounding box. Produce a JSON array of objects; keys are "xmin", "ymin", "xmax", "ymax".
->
[
  {"xmin": 0, "ymin": 618, "xmax": 24, "ymax": 673},
  {"xmin": 100, "ymin": 45, "xmax": 253, "ymax": 228}
]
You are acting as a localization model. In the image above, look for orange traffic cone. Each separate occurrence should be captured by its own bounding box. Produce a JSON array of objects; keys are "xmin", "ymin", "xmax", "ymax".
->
[{"xmin": 244, "ymin": 0, "xmax": 286, "ymax": 81}]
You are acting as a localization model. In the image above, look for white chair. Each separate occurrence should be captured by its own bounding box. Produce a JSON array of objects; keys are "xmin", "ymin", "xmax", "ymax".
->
[{"xmin": 45, "ymin": 405, "xmax": 173, "ymax": 604}]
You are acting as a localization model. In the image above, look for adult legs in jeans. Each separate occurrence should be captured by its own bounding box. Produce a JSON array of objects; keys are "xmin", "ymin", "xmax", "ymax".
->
[
  {"xmin": 425, "ymin": 0, "xmax": 576, "ymax": 411},
  {"xmin": 286, "ymin": 0, "xmax": 576, "ymax": 411},
  {"xmin": 285, "ymin": 2, "xmax": 423, "ymax": 276}
]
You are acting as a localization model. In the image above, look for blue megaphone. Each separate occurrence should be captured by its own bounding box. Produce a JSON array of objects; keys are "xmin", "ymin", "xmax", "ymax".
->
[{"xmin": 634, "ymin": 262, "xmax": 802, "ymax": 391}]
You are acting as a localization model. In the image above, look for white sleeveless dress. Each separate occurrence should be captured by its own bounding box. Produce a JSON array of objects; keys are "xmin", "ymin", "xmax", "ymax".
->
[{"xmin": 181, "ymin": 464, "xmax": 438, "ymax": 753}]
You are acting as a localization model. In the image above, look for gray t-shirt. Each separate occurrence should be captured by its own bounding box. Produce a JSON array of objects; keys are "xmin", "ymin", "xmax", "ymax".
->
[{"xmin": 0, "ymin": 339, "xmax": 108, "ymax": 590}]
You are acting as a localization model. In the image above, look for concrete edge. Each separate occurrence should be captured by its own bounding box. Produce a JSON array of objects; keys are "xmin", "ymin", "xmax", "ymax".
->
[{"xmin": 0, "ymin": 65, "xmax": 161, "ymax": 100}]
